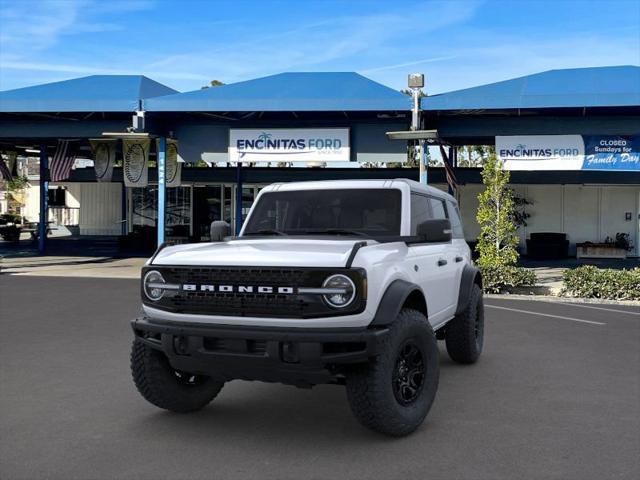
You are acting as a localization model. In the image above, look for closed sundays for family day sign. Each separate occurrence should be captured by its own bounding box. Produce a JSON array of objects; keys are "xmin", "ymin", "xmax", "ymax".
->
[
  {"xmin": 497, "ymin": 135, "xmax": 640, "ymax": 171},
  {"xmin": 229, "ymin": 128, "xmax": 350, "ymax": 162}
]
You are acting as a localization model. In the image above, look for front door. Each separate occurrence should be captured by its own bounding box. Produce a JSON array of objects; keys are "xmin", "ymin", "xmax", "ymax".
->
[{"xmin": 192, "ymin": 185, "xmax": 224, "ymax": 242}]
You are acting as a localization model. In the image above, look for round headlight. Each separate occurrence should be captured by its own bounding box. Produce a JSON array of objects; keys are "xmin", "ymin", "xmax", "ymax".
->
[
  {"xmin": 143, "ymin": 270, "xmax": 166, "ymax": 301},
  {"xmin": 322, "ymin": 274, "xmax": 356, "ymax": 308}
]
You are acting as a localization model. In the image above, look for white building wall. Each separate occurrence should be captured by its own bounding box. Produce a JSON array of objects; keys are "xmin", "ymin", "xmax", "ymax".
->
[
  {"xmin": 599, "ymin": 187, "xmax": 639, "ymax": 255},
  {"xmin": 23, "ymin": 182, "xmax": 40, "ymax": 222},
  {"xmin": 455, "ymin": 183, "xmax": 640, "ymax": 257},
  {"xmin": 78, "ymin": 182, "xmax": 122, "ymax": 235},
  {"xmin": 64, "ymin": 184, "xmax": 81, "ymax": 208},
  {"xmin": 562, "ymin": 186, "xmax": 599, "ymax": 255}
]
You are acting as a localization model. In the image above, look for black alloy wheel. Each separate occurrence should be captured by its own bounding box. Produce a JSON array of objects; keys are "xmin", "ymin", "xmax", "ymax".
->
[{"xmin": 392, "ymin": 340, "xmax": 425, "ymax": 406}]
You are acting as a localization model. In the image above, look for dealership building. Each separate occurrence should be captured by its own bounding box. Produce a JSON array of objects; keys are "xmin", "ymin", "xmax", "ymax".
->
[{"xmin": 1, "ymin": 65, "xmax": 639, "ymax": 257}]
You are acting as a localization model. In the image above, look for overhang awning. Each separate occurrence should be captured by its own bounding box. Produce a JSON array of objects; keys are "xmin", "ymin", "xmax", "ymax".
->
[
  {"xmin": 421, "ymin": 66, "xmax": 640, "ymax": 111},
  {"xmin": 0, "ymin": 75, "xmax": 178, "ymax": 113},
  {"xmin": 145, "ymin": 72, "xmax": 411, "ymax": 112}
]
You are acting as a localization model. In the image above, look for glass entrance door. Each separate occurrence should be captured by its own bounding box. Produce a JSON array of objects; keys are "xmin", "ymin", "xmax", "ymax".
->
[
  {"xmin": 193, "ymin": 185, "xmax": 223, "ymax": 242},
  {"xmin": 192, "ymin": 184, "xmax": 266, "ymax": 240}
]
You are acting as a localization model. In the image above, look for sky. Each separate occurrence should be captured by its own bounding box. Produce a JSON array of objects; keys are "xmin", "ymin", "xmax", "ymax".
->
[{"xmin": 0, "ymin": 0, "xmax": 639, "ymax": 94}]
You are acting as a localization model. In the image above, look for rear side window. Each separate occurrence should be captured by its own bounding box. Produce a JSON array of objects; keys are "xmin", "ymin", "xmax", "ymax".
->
[
  {"xmin": 447, "ymin": 201, "xmax": 465, "ymax": 238},
  {"xmin": 428, "ymin": 197, "xmax": 448, "ymax": 220}
]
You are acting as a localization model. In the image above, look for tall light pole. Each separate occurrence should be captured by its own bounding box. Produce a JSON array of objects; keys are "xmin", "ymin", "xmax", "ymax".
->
[{"xmin": 408, "ymin": 73, "xmax": 426, "ymax": 184}]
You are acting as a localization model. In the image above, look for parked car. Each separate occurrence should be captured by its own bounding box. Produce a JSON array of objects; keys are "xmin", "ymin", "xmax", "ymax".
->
[{"xmin": 130, "ymin": 179, "xmax": 484, "ymax": 436}]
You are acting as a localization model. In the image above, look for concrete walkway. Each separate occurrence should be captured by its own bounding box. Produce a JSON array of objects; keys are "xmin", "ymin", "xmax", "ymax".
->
[{"xmin": 0, "ymin": 255, "xmax": 147, "ymax": 278}]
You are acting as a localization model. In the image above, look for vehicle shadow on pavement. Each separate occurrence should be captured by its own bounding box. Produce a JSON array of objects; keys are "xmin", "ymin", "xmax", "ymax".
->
[{"xmin": 126, "ymin": 349, "xmax": 465, "ymax": 445}]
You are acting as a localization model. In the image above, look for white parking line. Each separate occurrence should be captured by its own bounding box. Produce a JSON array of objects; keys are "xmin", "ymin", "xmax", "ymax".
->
[
  {"xmin": 537, "ymin": 301, "xmax": 640, "ymax": 316},
  {"xmin": 485, "ymin": 304, "xmax": 606, "ymax": 326}
]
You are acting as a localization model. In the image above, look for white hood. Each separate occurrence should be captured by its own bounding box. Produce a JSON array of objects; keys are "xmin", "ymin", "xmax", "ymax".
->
[{"xmin": 151, "ymin": 238, "xmax": 366, "ymax": 267}]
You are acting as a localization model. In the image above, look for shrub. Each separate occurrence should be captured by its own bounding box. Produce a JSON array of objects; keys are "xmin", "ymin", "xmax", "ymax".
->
[
  {"xmin": 562, "ymin": 266, "xmax": 640, "ymax": 301},
  {"xmin": 479, "ymin": 265, "xmax": 537, "ymax": 294}
]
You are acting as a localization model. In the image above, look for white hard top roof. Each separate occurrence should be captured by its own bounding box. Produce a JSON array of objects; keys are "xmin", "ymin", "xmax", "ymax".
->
[{"xmin": 263, "ymin": 179, "xmax": 456, "ymax": 203}]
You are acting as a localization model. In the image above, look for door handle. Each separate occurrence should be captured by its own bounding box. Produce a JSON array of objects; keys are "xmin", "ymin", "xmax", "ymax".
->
[
  {"xmin": 455, "ymin": 256, "xmax": 464, "ymax": 263},
  {"xmin": 437, "ymin": 259, "xmax": 447, "ymax": 267}
]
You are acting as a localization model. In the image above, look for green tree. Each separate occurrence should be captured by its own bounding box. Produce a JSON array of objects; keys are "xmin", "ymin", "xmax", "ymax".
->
[
  {"xmin": 201, "ymin": 79, "xmax": 225, "ymax": 89},
  {"xmin": 476, "ymin": 153, "xmax": 519, "ymax": 267},
  {"xmin": 457, "ymin": 145, "xmax": 495, "ymax": 167}
]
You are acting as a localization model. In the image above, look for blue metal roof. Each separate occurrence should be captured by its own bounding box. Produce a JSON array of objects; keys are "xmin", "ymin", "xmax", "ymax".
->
[
  {"xmin": 422, "ymin": 66, "xmax": 640, "ymax": 111},
  {"xmin": 145, "ymin": 72, "xmax": 411, "ymax": 112},
  {"xmin": 0, "ymin": 75, "xmax": 178, "ymax": 113}
]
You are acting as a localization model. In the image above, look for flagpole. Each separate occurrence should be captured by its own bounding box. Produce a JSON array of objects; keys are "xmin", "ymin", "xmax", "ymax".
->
[{"xmin": 38, "ymin": 144, "xmax": 48, "ymax": 254}]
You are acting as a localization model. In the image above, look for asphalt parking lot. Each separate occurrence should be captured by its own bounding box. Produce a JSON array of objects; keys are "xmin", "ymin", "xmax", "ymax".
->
[{"xmin": 1, "ymin": 275, "xmax": 638, "ymax": 480}]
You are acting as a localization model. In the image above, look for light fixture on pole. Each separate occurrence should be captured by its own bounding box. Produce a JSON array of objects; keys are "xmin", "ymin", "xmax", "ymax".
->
[{"xmin": 407, "ymin": 73, "xmax": 427, "ymax": 184}]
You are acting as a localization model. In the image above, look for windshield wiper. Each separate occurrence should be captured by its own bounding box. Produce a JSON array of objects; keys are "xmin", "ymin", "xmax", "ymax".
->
[
  {"xmin": 244, "ymin": 229, "xmax": 287, "ymax": 236},
  {"xmin": 301, "ymin": 228, "xmax": 368, "ymax": 237}
]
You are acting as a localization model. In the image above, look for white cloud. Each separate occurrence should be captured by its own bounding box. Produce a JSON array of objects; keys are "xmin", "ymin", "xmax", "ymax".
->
[
  {"xmin": 360, "ymin": 56, "xmax": 459, "ymax": 74},
  {"xmin": 417, "ymin": 30, "xmax": 640, "ymax": 94},
  {"xmin": 0, "ymin": 59, "xmax": 209, "ymax": 81},
  {"xmin": 134, "ymin": 1, "xmax": 484, "ymax": 90},
  {"xmin": 0, "ymin": 0, "xmax": 153, "ymax": 56}
]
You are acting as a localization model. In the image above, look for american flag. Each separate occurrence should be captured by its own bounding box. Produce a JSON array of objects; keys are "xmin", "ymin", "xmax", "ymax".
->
[
  {"xmin": 0, "ymin": 156, "xmax": 12, "ymax": 181},
  {"xmin": 49, "ymin": 140, "xmax": 78, "ymax": 182},
  {"xmin": 439, "ymin": 145, "xmax": 458, "ymax": 192}
]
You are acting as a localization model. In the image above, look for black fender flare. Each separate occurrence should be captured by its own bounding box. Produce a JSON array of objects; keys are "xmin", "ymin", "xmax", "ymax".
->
[
  {"xmin": 455, "ymin": 264, "xmax": 483, "ymax": 316},
  {"xmin": 370, "ymin": 279, "xmax": 427, "ymax": 327}
]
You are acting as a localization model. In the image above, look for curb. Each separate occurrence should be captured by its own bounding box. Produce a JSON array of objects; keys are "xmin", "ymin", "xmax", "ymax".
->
[
  {"xmin": 485, "ymin": 293, "xmax": 640, "ymax": 307},
  {"xmin": 499, "ymin": 285, "xmax": 557, "ymax": 296}
]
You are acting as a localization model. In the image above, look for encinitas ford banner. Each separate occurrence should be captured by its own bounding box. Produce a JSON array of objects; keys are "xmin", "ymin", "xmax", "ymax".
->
[
  {"xmin": 229, "ymin": 128, "xmax": 350, "ymax": 162},
  {"xmin": 497, "ymin": 135, "xmax": 640, "ymax": 171},
  {"xmin": 496, "ymin": 135, "xmax": 584, "ymax": 170}
]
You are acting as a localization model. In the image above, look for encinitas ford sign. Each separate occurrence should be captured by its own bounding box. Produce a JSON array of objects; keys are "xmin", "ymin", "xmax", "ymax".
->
[
  {"xmin": 497, "ymin": 135, "xmax": 585, "ymax": 170},
  {"xmin": 229, "ymin": 128, "xmax": 350, "ymax": 162}
]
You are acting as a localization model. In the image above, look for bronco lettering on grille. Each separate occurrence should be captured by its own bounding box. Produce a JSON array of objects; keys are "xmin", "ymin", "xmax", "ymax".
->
[{"xmin": 182, "ymin": 284, "xmax": 295, "ymax": 294}]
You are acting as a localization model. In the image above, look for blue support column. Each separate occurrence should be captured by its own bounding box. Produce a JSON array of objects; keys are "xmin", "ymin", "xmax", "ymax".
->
[
  {"xmin": 38, "ymin": 145, "xmax": 48, "ymax": 254},
  {"xmin": 157, "ymin": 137, "xmax": 166, "ymax": 246},
  {"xmin": 420, "ymin": 140, "xmax": 428, "ymax": 185},
  {"xmin": 235, "ymin": 162, "xmax": 243, "ymax": 235}
]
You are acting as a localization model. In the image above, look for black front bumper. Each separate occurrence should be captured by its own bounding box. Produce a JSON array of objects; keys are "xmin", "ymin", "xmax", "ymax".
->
[{"xmin": 131, "ymin": 317, "xmax": 389, "ymax": 387}]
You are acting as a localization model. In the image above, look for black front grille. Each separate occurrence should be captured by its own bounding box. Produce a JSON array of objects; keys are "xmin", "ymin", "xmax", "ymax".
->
[
  {"xmin": 143, "ymin": 266, "xmax": 366, "ymax": 319},
  {"xmin": 166, "ymin": 267, "xmax": 312, "ymax": 287}
]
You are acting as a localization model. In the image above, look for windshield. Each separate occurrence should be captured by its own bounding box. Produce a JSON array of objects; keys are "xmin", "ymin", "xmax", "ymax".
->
[{"xmin": 242, "ymin": 188, "xmax": 401, "ymax": 237}]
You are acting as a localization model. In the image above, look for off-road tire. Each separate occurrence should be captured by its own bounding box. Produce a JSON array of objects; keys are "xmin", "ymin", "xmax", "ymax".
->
[
  {"xmin": 131, "ymin": 340, "xmax": 224, "ymax": 413},
  {"xmin": 345, "ymin": 309, "xmax": 439, "ymax": 436},
  {"xmin": 445, "ymin": 284, "xmax": 484, "ymax": 364}
]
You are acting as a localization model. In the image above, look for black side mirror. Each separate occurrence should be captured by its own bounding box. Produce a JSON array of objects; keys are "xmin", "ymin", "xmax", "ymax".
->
[{"xmin": 416, "ymin": 219, "xmax": 452, "ymax": 243}]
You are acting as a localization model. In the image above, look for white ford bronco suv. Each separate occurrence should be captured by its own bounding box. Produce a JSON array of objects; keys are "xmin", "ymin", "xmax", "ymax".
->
[{"xmin": 131, "ymin": 179, "xmax": 484, "ymax": 436}]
